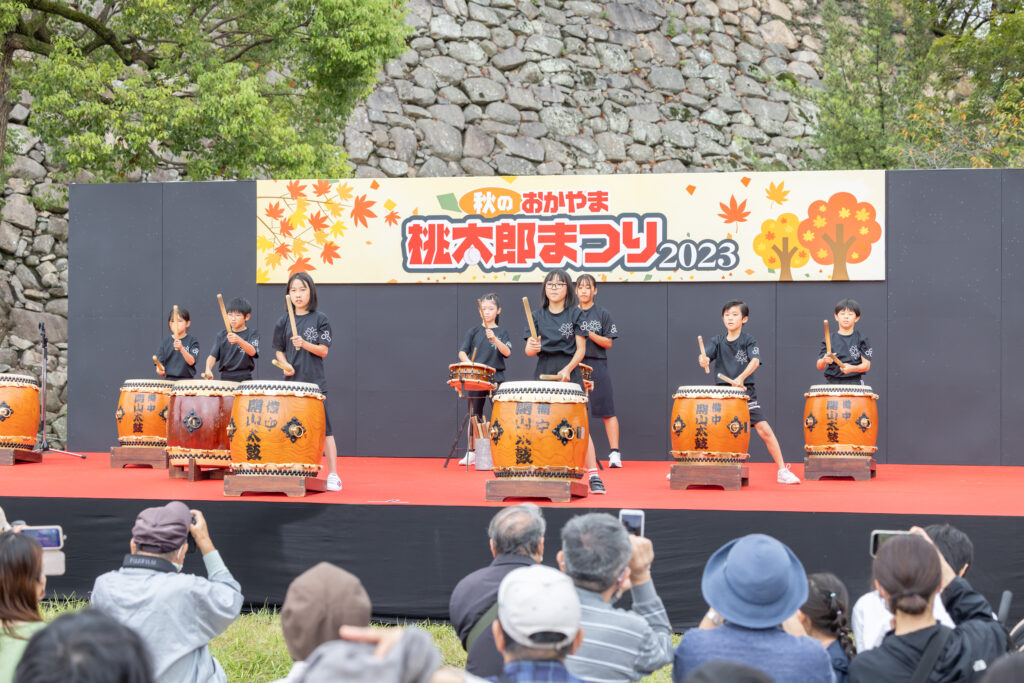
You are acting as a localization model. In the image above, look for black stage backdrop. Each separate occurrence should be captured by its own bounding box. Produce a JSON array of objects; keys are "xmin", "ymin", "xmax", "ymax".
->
[{"xmin": 69, "ymin": 170, "xmax": 1024, "ymax": 465}]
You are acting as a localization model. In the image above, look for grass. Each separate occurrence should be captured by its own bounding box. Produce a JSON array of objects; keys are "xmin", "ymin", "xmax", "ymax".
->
[{"xmin": 40, "ymin": 601, "xmax": 680, "ymax": 682}]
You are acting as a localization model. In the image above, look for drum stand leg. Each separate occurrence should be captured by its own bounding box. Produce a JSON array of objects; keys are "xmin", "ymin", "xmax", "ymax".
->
[{"xmin": 443, "ymin": 399, "xmax": 475, "ymax": 469}]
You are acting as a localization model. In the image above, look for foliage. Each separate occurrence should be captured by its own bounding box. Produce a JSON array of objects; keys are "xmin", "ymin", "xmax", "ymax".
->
[
  {"xmin": 752, "ymin": 213, "xmax": 808, "ymax": 281},
  {"xmin": 797, "ymin": 192, "xmax": 881, "ymax": 281},
  {"xmin": 0, "ymin": 0, "xmax": 410, "ymax": 181}
]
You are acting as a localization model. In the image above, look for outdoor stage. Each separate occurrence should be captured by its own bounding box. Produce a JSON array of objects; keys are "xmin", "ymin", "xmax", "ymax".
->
[{"xmin": 6, "ymin": 454, "xmax": 1024, "ymax": 629}]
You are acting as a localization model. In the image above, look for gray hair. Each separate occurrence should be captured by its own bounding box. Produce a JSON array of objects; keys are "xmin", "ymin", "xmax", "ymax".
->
[
  {"xmin": 489, "ymin": 504, "xmax": 546, "ymax": 557},
  {"xmin": 560, "ymin": 513, "xmax": 632, "ymax": 592}
]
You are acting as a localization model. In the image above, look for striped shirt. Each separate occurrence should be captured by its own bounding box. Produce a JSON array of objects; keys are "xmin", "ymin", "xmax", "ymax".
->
[{"xmin": 565, "ymin": 581, "xmax": 674, "ymax": 683}]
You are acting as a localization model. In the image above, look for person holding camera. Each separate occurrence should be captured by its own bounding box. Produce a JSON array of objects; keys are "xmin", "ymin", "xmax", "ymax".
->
[
  {"xmin": 0, "ymin": 532, "xmax": 47, "ymax": 681},
  {"xmin": 90, "ymin": 502, "xmax": 243, "ymax": 683},
  {"xmin": 558, "ymin": 513, "xmax": 673, "ymax": 682}
]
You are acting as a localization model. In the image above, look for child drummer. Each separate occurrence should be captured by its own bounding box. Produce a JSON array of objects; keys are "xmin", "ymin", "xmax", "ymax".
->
[
  {"xmin": 575, "ymin": 274, "xmax": 622, "ymax": 468},
  {"xmin": 156, "ymin": 307, "xmax": 200, "ymax": 381},
  {"xmin": 699, "ymin": 300, "xmax": 800, "ymax": 484},
  {"xmin": 817, "ymin": 298, "xmax": 873, "ymax": 385},
  {"xmin": 203, "ymin": 297, "xmax": 260, "ymax": 382},
  {"xmin": 457, "ymin": 293, "xmax": 511, "ymax": 466}
]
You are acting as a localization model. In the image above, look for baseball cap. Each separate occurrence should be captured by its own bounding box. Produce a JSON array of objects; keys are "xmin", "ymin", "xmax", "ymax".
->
[
  {"xmin": 497, "ymin": 565, "xmax": 580, "ymax": 650},
  {"xmin": 132, "ymin": 501, "xmax": 191, "ymax": 553}
]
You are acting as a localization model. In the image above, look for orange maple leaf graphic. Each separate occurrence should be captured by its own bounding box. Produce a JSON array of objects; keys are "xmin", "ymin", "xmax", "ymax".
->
[
  {"xmin": 384, "ymin": 210, "xmax": 400, "ymax": 228},
  {"xmin": 312, "ymin": 179, "xmax": 332, "ymax": 197},
  {"xmin": 337, "ymin": 182, "xmax": 354, "ymax": 202},
  {"xmin": 350, "ymin": 194, "xmax": 377, "ymax": 229},
  {"xmin": 717, "ymin": 195, "xmax": 750, "ymax": 226},
  {"xmin": 278, "ymin": 218, "xmax": 294, "ymax": 239},
  {"xmin": 286, "ymin": 180, "xmax": 306, "ymax": 199},
  {"xmin": 274, "ymin": 242, "xmax": 292, "ymax": 259},
  {"xmin": 288, "ymin": 257, "xmax": 315, "ymax": 277},
  {"xmin": 307, "ymin": 211, "xmax": 329, "ymax": 233},
  {"xmin": 321, "ymin": 242, "xmax": 341, "ymax": 264},
  {"xmin": 264, "ymin": 202, "xmax": 284, "ymax": 221},
  {"xmin": 765, "ymin": 181, "xmax": 789, "ymax": 207}
]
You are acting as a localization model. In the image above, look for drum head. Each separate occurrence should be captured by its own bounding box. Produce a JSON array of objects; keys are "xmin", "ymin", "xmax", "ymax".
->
[
  {"xmin": 236, "ymin": 380, "xmax": 325, "ymax": 398},
  {"xmin": 0, "ymin": 373, "xmax": 40, "ymax": 388},
  {"xmin": 172, "ymin": 379, "xmax": 240, "ymax": 395},
  {"xmin": 121, "ymin": 379, "xmax": 174, "ymax": 392},
  {"xmin": 493, "ymin": 381, "xmax": 586, "ymax": 402},
  {"xmin": 805, "ymin": 384, "xmax": 875, "ymax": 396},
  {"xmin": 673, "ymin": 385, "xmax": 748, "ymax": 399}
]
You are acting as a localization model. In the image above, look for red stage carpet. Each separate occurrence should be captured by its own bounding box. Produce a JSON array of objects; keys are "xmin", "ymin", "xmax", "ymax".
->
[{"xmin": 6, "ymin": 454, "xmax": 1022, "ymax": 515}]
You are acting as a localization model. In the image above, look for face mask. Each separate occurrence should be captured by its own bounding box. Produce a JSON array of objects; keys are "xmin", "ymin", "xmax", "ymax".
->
[{"xmin": 172, "ymin": 561, "xmax": 183, "ymax": 572}]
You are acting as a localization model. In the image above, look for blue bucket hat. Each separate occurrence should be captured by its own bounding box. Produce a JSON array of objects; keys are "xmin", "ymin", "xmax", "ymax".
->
[{"xmin": 701, "ymin": 534, "xmax": 808, "ymax": 629}]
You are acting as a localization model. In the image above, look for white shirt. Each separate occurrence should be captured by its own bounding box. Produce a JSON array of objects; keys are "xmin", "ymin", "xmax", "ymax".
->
[{"xmin": 851, "ymin": 589, "xmax": 955, "ymax": 652}]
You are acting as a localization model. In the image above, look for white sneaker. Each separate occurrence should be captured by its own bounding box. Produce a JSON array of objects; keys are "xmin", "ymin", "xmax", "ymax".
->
[
  {"xmin": 326, "ymin": 473, "xmax": 342, "ymax": 491},
  {"xmin": 608, "ymin": 451, "xmax": 622, "ymax": 468},
  {"xmin": 458, "ymin": 452, "xmax": 476, "ymax": 466},
  {"xmin": 777, "ymin": 465, "xmax": 801, "ymax": 485}
]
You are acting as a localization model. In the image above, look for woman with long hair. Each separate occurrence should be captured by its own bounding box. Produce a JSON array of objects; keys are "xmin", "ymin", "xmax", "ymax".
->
[
  {"xmin": 0, "ymin": 533, "xmax": 46, "ymax": 681},
  {"xmin": 798, "ymin": 573, "xmax": 856, "ymax": 683}
]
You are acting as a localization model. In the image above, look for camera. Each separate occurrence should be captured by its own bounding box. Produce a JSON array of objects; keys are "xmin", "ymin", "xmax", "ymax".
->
[
  {"xmin": 869, "ymin": 529, "xmax": 912, "ymax": 557},
  {"xmin": 619, "ymin": 509, "xmax": 645, "ymax": 537},
  {"xmin": 12, "ymin": 523, "xmax": 66, "ymax": 576}
]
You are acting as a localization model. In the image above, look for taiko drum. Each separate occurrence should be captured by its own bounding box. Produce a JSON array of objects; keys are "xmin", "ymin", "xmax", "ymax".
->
[
  {"xmin": 115, "ymin": 379, "xmax": 173, "ymax": 447},
  {"xmin": 447, "ymin": 362, "xmax": 497, "ymax": 393},
  {"xmin": 670, "ymin": 385, "xmax": 751, "ymax": 460},
  {"xmin": 228, "ymin": 380, "xmax": 325, "ymax": 475},
  {"xmin": 0, "ymin": 374, "xmax": 40, "ymax": 450},
  {"xmin": 803, "ymin": 384, "xmax": 878, "ymax": 455},
  {"xmin": 166, "ymin": 380, "xmax": 238, "ymax": 467},
  {"xmin": 489, "ymin": 381, "xmax": 589, "ymax": 479}
]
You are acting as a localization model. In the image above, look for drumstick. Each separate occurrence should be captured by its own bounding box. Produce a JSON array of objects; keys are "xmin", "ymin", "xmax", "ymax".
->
[
  {"xmin": 471, "ymin": 347, "xmax": 477, "ymax": 363},
  {"xmin": 217, "ymin": 294, "xmax": 232, "ymax": 335},
  {"xmin": 172, "ymin": 304, "xmax": 182, "ymax": 339},
  {"xmin": 152, "ymin": 355, "xmax": 165, "ymax": 374},
  {"xmin": 539, "ymin": 374, "xmax": 562, "ymax": 381},
  {"xmin": 201, "ymin": 371, "xmax": 213, "ymax": 380},
  {"xmin": 823, "ymin": 320, "xmax": 833, "ymax": 357},
  {"xmin": 271, "ymin": 359, "xmax": 294, "ymax": 375},
  {"xmin": 478, "ymin": 300, "xmax": 486, "ymax": 328},
  {"xmin": 717, "ymin": 372, "xmax": 739, "ymax": 385},
  {"xmin": 286, "ymin": 294, "xmax": 298, "ymax": 338},
  {"xmin": 523, "ymin": 297, "xmax": 538, "ymax": 339},
  {"xmin": 698, "ymin": 335, "xmax": 709, "ymax": 374}
]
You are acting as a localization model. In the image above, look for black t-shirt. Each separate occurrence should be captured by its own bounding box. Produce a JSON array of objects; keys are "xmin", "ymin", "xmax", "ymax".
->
[
  {"xmin": 156, "ymin": 333, "xmax": 200, "ymax": 379},
  {"xmin": 209, "ymin": 327, "xmax": 260, "ymax": 378},
  {"xmin": 706, "ymin": 331, "xmax": 760, "ymax": 387},
  {"xmin": 273, "ymin": 311, "xmax": 332, "ymax": 391},
  {"xmin": 459, "ymin": 325, "xmax": 511, "ymax": 380},
  {"xmin": 524, "ymin": 306, "xmax": 583, "ymax": 357},
  {"xmin": 577, "ymin": 304, "xmax": 618, "ymax": 359},
  {"xmin": 819, "ymin": 330, "xmax": 873, "ymax": 382}
]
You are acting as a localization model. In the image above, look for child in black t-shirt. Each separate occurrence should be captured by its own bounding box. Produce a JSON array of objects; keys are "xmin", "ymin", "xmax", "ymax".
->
[
  {"xmin": 699, "ymin": 299, "xmax": 800, "ymax": 484},
  {"xmin": 155, "ymin": 307, "xmax": 200, "ymax": 381},
  {"xmin": 524, "ymin": 269, "xmax": 606, "ymax": 494},
  {"xmin": 272, "ymin": 272, "xmax": 340, "ymax": 492},
  {"xmin": 456, "ymin": 293, "xmax": 512, "ymax": 466},
  {"xmin": 575, "ymin": 274, "xmax": 622, "ymax": 468},
  {"xmin": 817, "ymin": 298, "xmax": 873, "ymax": 385},
  {"xmin": 203, "ymin": 297, "xmax": 260, "ymax": 382}
]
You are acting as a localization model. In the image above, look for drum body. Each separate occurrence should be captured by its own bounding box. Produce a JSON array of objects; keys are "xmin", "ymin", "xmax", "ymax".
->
[
  {"xmin": 489, "ymin": 381, "xmax": 588, "ymax": 479},
  {"xmin": 166, "ymin": 381, "xmax": 238, "ymax": 467},
  {"xmin": 229, "ymin": 380, "xmax": 326, "ymax": 475},
  {"xmin": 115, "ymin": 379, "xmax": 173, "ymax": 447},
  {"xmin": 579, "ymin": 363, "xmax": 594, "ymax": 392},
  {"xmin": 0, "ymin": 374, "xmax": 41, "ymax": 449},
  {"xmin": 670, "ymin": 385, "xmax": 750, "ymax": 460},
  {"xmin": 447, "ymin": 363, "xmax": 496, "ymax": 392},
  {"xmin": 803, "ymin": 384, "xmax": 878, "ymax": 455}
]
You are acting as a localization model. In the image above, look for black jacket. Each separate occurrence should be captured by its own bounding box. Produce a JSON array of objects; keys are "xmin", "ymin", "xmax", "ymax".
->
[{"xmin": 849, "ymin": 578, "xmax": 1007, "ymax": 682}]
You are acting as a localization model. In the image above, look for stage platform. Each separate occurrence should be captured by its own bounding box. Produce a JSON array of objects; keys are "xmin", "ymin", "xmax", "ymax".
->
[{"xmin": 5, "ymin": 455, "xmax": 1023, "ymax": 629}]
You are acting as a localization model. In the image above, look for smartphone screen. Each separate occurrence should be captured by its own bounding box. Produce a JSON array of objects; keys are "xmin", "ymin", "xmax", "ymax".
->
[
  {"xmin": 619, "ymin": 509, "xmax": 645, "ymax": 537},
  {"xmin": 869, "ymin": 529, "xmax": 911, "ymax": 557},
  {"xmin": 20, "ymin": 526, "xmax": 63, "ymax": 549}
]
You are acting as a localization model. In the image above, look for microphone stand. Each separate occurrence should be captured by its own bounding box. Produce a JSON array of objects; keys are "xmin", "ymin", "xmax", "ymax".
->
[{"xmin": 32, "ymin": 322, "xmax": 86, "ymax": 459}]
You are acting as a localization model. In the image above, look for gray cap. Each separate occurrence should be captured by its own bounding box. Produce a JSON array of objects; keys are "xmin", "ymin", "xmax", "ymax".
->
[
  {"xmin": 498, "ymin": 565, "xmax": 580, "ymax": 650},
  {"xmin": 132, "ymin": 501, "xmax": 190, "ymax": 553}
]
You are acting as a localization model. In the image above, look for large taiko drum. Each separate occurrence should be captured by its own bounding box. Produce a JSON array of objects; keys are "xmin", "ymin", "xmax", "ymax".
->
[
  {"xmin": 803, "ymin": 384, "xmax": 878, "ymax": 455},
  {"xmin": 447, "ymin": 363, "xmax": 497, "ymax": 393},
  {"xmin": 115, "ymin": 379, "xmax": 173, "ymax": 447},
  {"xmin": 0, "ymin": 374, "xmax": 40, "ymax": 450},
  {"xmin": 670, "ymin": 385, "xmax": 750, "ymax": 460},
  {"xmin": 579, "ymin": 363, "xmax": 594, "ymax": 393},
  {"xmin": 489, "ymin": 381, "xmax": 588, "ymax": 479},
  {"xmin": 228, "ymin": 380, "xmax": 326, "ymax": 475},
  {"xmin": 166, "ymin": 380, "xmax": 238, "ymax": 468}
]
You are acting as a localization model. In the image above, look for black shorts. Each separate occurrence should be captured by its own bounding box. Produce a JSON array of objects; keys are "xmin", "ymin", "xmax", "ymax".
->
[
  {"xmin": 585, "ymin": 358, "xmax": 615, "ymax": 418},
  {"xmin": 743, "ymin": 384, "xmax": 765, "ymax": 425},
  {"xmin": 322, "ymin": 393, "xmax": 333, "ymax": 437},
  {"xmin": 534, "ymin": 352, "xmax": 583, "ymax": 386},
  {"xmin": 826, "ymin": 375, "xmax": 866, "ymax": 386}
]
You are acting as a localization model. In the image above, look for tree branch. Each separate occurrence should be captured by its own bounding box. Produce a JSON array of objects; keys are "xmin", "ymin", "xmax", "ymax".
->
[{"xmin": 24, "ymin": 0, "xmax": 133, "ymax": 64}]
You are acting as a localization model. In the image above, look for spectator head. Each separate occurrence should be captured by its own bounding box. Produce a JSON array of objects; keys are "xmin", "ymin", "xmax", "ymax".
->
[
  {"xmin": 14, "ymin": 608, "xmax": 154, "ymax": 683},
  {"xmin": 980, "ymin": 653, "xmax": 1024, "ymax": 683},
  {"xmin": 925, "ymin": 523, "xmax": 973, "ymax": 577},
  {"xmin": 799, "ymin": 572, "xmax": 856, "ymax": 660},
  {"xmin": 558, "ymin": 513, "xmax": 632, "ymax": 593},
  {"xmin": 492, "ymin": 565, "xmax": 582, "ymax": 662},
  {"xmin": 0, "ymin": 532, "xmax": 45, "ymax": 634},
  {"xmin": 873, "ymin": 533, "xmax": 941, "ymax": 616},
  {"xmin": 281, "ymin": 562, "xmax": 372, "ymax": 662},
  {"xmin": 701, "ymin": 534, "xmax": 808, "ymax": 629},
  {"xmin": 130, "ymin": 501, "xmax": 191, "ymax": 567},
  {"xmin": 683, "ymin": 661, "xmax": 773, "ymax": 683},
  {"xmin": 488, "ymin": 504, "xmax": 546, "ymax": 560}
]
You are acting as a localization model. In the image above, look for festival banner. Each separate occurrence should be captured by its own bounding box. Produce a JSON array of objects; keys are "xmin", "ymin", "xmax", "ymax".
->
[{"xmin": 256, "ymin": 170, "xmax": 885, "ymax": 284}]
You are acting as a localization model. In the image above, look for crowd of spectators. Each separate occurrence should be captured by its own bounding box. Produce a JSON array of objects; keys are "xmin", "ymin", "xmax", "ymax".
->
[{"xmin": 0, "ymin": 502, "xmax": 1017, "ymax": 683}]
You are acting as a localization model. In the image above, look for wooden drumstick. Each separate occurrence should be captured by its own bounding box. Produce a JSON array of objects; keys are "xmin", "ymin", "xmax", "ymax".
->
[
  {"xmin": 217, "ymin": 294, "xmax": 232, "ymax": 335},
  {"xmin": 471, "ymin": 346, "xmax": 477, "ymax": 363},
  {"xmin": 539, "ymin": 374, "xmax": 562, "ymax": 381},
  {"xmin": 523, "ymin": 297, "xmax": 538, "ymax": 339},
  {"xmin": 478, "ymin": 300, "xmax": 486, "ymax": 328},
  {"xmin": 286, "ymin": 294, "xmax": 298, "ymax": 338},
  {"xmin": 823, "ymin": 320, "xmax": 833, "ymax": 357},
  {"xmin": 698, "ymin": 335, "xmax": 709, "ymax": 374},
  {"xmin": 717, "ymin": 372, "xmax": 739, "ymax": 386},
  {"xmin": 152, "ymin": 355, "xmax": 165, "ymax": 374},
  {"xmin": 201, "ymin": 371, "xmax": 213, "ymax": 380},
  {"xmin": 172, "ymin": 304, "xmax": 182, "ymax": 339},
  {"xmin": 272, "ymin": 358, "xmax": 294, "ymax": 375}
]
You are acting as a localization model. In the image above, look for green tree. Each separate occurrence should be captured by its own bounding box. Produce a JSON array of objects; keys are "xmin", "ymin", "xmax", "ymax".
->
[{"xmin": 0, "ymin": 0, "xmax": 409, "ymax": 181}]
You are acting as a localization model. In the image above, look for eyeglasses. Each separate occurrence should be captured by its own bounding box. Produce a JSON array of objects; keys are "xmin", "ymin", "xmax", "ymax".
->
[{"xmin": 545, "ymin": 282, "xmax": 567, "ymax": 290}]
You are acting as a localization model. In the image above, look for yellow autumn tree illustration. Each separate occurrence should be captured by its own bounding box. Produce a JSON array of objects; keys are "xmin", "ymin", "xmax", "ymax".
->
[{"xmin": 752, "ymin": 213, "xmax": 809, "ymax": 281}]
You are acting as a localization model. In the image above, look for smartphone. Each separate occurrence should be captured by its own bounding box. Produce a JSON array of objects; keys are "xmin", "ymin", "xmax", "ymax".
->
[
  {"xmin": 869, "ymin": 529, "xmax": 911, "ymax": 557},
  {"xmin": 619, "ymin": 509, "xmax": 645, "ymax": 537},
  {"xmin": 19, "ymin": 525, "xmax": 64, "ymax": 549}
]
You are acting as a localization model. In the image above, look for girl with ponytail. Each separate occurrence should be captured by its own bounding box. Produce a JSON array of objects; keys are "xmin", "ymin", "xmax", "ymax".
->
[{"xmin": 798, "ymin": 573, "xmax": 855, "ymax": 683}]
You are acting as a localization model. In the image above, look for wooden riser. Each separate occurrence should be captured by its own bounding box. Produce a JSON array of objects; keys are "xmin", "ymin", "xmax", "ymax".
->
[
  {"xmin": 804, "ymin": 456, "xmax": 877, "ymax": 481},
  {"xmin": 669, "ymin": 462, "xmax": 749, "ymax": 491},
  {"xmin": 486, "ymin": 478, "xmax": 589, "ymax": 502},
  {"xmin": 0, "ymin": 448, "xmax": 43, "ymax": 466},
  {"xmin": 110, "ymin": 446, "xmax": 167, "ymax": 469},
  {"xmin": 223, "ymin": 473, "xmax": 326, "ymax": 498}
]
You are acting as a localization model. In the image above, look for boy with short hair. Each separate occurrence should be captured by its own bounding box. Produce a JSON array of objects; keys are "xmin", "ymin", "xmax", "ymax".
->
[
  {"xmin": 156, "ymin": 307, "xmax": 200, "ymax": 380},
  {"xmin": 203, "ymin": 297, "xmax": 259, "ymax": 382},
  {"xmin": 816, "ymin": 298, "xmax": 872, "ymax": 385},
  {"xmin": 699, "ymin": 300, "xmax": 800, "ymax": 484}
]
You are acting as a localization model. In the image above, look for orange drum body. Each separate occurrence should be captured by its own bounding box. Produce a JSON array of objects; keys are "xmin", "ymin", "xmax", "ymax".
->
[
  {"xmin": 803, "ymin": 385, "xmax": 878, "ymax": 455},
  {"xmin": 579, "ymin": 363, "xmax": 594, "ymax": 392},
  {"xmin": 115, "ymin": 379, "xmax": 173, "ymax": 447},
  {"xmin": 670, "ymin": 386, "xmax": 750, "ymax": 460},
  {"xmin": 0, "ymin": 374, "xmax": 40, "ymax": 450},
  {"xmin": 167, "ymin": 381, "xmax": 237, "ymax": 467},
  {"xmin": 447, "ymin": 363, "xmax": 496, "ymax": 393},
  {"xmin": 228, "ymin": 381, "xmax": 325, "ymax": 475},
  {"xmin": 489, "ymin": 381, "xmax": 588, "ymax": 479}
]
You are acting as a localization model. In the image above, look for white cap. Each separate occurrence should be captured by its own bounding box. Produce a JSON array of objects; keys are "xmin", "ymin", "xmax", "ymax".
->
[{"xmin": 497, "ymin": 565, "xmax": 581, "ymax": 650}]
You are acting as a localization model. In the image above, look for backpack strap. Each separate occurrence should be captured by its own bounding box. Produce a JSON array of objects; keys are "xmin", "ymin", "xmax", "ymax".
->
[
  {"xmin": 466, "ymin": 601, "xmax": 500, "ymax": 654},
  {"xmin": 910, "ymin": 626, "xmax": 953, "ymax": 683}
]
